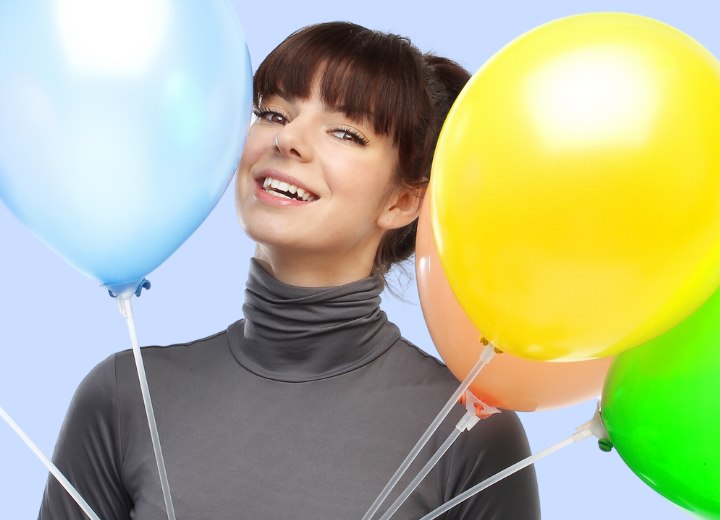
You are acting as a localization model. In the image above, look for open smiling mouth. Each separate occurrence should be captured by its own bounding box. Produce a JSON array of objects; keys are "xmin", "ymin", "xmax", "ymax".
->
[{"xmin": 262, "ymin": 176, "xmax": 317, "ymax": 202}]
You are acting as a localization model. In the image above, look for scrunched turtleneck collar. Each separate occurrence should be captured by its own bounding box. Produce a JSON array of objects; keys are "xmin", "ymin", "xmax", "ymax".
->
[{"xmin": 227, "ymin": 259, "xmax": 401, "ymax": 382}]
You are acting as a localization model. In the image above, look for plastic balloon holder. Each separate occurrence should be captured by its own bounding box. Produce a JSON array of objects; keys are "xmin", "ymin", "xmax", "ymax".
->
[
  {"xmin": 362, "ymin": 341, "xmax": 615, "ymax": 520},
  {"xmin": 419, "ymin": 403, "xmax": 612, "ymax": 520},
  {"xmin": 107, "ymin": 278, "xmax": 152, "ymax": 299}
]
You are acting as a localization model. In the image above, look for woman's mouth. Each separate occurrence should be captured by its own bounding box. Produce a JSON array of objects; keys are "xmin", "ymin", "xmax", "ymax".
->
[{"xmin": 261, "ymin": 176, "xmax": 317, "ymax": 202}]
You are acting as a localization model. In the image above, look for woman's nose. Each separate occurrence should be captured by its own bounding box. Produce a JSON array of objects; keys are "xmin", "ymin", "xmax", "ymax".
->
[{"xmin": 274, "ymin": 119, "xmax": 311, "ymax": 161}]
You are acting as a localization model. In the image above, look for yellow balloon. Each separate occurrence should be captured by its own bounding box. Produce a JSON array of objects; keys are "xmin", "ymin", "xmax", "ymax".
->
[{"xmin": 431, "ymin": 13, "xmax": 720, "ymax": 361}]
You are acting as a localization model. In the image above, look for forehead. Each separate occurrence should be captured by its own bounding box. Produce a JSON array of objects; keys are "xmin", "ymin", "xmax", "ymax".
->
[{"xmin": 262, "ymin": 76, "xmax": 370, "ymax": 120}]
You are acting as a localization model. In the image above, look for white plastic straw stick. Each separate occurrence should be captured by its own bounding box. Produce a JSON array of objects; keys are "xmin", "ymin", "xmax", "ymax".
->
[
  {"xmin": 418, "ymin": 421, "xmax": 596, "ymax": 520},
  {"xmin": 361, "ymin": 344, "xmax": 496, "ymax": 520},
  {"xmin": 118, "ymin": 297, "xmax": 176, "ymax": 520},
  {"xmin": 378, "ymin": 427, "xmax": 462, "ymax": 520},
  {"xmin": 0, "ymin": 405, "xmax": 101, "ymax": 520},
  {"xmin": 377, "ymin": 391, "xmax": 491, "ymax": 520}
]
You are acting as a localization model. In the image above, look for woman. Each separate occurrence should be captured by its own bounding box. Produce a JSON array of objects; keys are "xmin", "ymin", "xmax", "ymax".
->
[{"xmin": 40, "ymin": 22, "xmax": 540, "ymax": 519}]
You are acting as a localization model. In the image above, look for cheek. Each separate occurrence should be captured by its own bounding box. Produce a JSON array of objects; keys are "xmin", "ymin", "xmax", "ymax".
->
[
  {"xmin": 329, "ymin": 150, "xmax": 394, "ymax": 191},
  {"xmin": 234, "ymin": 138, "xmax": 263, "ymax": 206},
  {"xmin": 345, "ymin": 167, "xmax": 396, "ymax": 210},
  {"xmin": 237, "ymin": 139, "xmax": 263, "ymax": 176}
]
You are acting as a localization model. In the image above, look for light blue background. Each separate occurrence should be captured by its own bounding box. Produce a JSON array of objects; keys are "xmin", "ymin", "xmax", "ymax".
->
[{"xmin": 1, "ymin": 1, "xmax": 714, "ymax": 518}]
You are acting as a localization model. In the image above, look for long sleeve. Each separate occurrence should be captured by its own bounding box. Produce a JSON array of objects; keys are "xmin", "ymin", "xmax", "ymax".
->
[{"xmin": 38, "ymin": 354, "xmax": 132, "ymax": 520}]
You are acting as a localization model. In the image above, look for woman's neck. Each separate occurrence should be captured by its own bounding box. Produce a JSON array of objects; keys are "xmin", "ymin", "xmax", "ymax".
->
[
  {"xmin": 228, "ymin": 258, "xmax": 401, "ymax": 382},
  {"xmin": 253, "ymin": 244, "xmax": 377, "ymax": 287}
]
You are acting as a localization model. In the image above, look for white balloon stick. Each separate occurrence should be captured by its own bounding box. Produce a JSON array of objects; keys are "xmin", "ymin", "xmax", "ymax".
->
[
  {"xmin": 0, "ymin": 405, "xmax": 101, "ymax": 520},
  {"xmin": 361, "ymin": 344, "xmax": 496, "ymax": 520},
  {"xmin": 377, "ymin": 390, "xmax": 494, "ymax": 520},
  {"xmin": 117, "ymin": 296, "xmax": 176, "ymax": 520},
  {"xmin": 418, "ymin": 407, "xmax": 607, "ymax": 520}
]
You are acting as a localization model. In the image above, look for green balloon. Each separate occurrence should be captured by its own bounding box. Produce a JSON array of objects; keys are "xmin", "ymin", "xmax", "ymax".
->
[{"xmin": 602, "ymin": 288, "xmax": 720, "ymax": 519}]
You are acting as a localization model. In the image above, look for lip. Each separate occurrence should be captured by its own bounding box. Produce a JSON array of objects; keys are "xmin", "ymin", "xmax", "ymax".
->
[{"xmin": 253, "ymin": 168, "xmax": 319, "ymax": 206}]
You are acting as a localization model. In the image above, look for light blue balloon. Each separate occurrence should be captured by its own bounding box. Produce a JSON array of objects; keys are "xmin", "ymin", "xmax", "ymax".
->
[{"xmin": 0, "ymin": 0, "xmax": 252, "ymax": 297}]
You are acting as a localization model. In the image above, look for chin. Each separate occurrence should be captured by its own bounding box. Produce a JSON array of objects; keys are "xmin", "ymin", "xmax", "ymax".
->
[{"xmin": 244, "ymin": 224, "xmax": 307, "ymax": 253}]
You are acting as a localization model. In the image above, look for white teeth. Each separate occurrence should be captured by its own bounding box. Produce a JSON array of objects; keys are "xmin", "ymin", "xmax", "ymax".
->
[{"xmin": 262, "ymin": 176, "xmax": 316, "ymax": 202}]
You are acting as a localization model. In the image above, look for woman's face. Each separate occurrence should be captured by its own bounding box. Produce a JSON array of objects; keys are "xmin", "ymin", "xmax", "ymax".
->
[{"xmin": 235, "ymin": 86, "xmax": 412, "ymax": 286}]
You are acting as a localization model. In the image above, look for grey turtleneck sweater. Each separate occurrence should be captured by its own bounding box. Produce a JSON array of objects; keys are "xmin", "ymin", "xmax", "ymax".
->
[{"xmin": 39, "ymin": 261, "xmax": 540, "ymax": 519}]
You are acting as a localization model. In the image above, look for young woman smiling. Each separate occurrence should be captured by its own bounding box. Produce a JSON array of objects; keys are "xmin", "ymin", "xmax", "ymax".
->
[{"xmin": 40, "ymin": 22, "xmax": 540, "ymax": 519}]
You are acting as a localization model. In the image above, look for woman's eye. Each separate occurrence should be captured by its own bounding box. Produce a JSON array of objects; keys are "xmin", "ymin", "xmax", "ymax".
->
[
  {"xmin": 331, "ymin": 128, "xmax": 369, "ymax": 145},
  {"xmin": 253, "ymin": 108, "xmax": 288, "ymax": 125}
]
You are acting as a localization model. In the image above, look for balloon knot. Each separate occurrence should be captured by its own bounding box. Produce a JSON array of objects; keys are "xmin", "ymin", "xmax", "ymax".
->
[
  {"xmin": 598, "ymin": 438, "xmax": 614, "ymax": 452},
  {"xmin": 459, "ymin": 391, "xmax": 501, "ymax": 420},
  {"xmin": 135, "ymin": 279, "xmax": 151, "ymax": 297},
  {"xmin": 107, "ymin": 278, "xmax": 152, "ymax": 299}
]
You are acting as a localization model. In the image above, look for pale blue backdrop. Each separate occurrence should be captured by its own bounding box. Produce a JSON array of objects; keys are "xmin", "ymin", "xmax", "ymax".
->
[{"xmin": 1, "ymin": 1, "xmax": 715, "ymax": 518}]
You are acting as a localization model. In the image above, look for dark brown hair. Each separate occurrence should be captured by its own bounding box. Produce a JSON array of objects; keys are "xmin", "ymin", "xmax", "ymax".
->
[{"xmin": 254, "ymin": 22, "xmax": 471, "ymax": 280}]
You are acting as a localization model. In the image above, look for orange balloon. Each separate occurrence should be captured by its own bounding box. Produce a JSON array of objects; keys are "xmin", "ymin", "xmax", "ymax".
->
[{"xmin": 416, "ymin": 193, "xmax": 612, "ymax": 411}]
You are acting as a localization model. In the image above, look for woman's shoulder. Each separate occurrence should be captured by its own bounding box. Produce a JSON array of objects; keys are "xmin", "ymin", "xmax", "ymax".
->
[
  {"xmin": 383, "ymin": 336, "xmax": 456, "ymax": 383},
  {"xmin": 112, "ymin": 324, "xmax": 236, "ymax": 369},
  {"xmin": 393, "ymin": 336, "xmax": 448, "ymax": 366},
  {"xmin": 101, "ymin": 324, "xmax": 240, "ymax": 401},
  {"xmin": 381, "ymin": 337, "xmax": 532, "ymax": 451}
]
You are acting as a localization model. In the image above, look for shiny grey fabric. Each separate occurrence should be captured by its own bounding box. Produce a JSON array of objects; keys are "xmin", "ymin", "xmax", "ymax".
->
[{"xmin": 39, "ymin": 261, "xmax": 540, "ymax": 519}]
